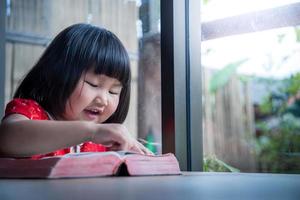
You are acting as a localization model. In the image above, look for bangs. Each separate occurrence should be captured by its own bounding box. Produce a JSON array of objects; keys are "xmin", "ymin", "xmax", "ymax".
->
[
  {"xmin": 80, "ymin": 27, "xmax": 130, "ymax": 86},
  {"xmin": 92, "ymin": 37, "xmax": 131, "ymax": 86},
  {"xmin": 65, "ymin": 24, "xmax": 131, "ymax": 86}
]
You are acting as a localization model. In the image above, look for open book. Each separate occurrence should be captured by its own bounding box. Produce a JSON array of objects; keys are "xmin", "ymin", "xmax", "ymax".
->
[{"xmin": 0, "ymin": 151, "xmax": 181, "ymax": 178}]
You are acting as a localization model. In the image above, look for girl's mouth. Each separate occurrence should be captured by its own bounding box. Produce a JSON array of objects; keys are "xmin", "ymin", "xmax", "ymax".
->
[
  {"xmin": 84, "ymin": 108, "xmax": 102, "ymax": 120},
  {"xmin": 87, "ymin": 109, "xmax": 100, "ymax": 114}
]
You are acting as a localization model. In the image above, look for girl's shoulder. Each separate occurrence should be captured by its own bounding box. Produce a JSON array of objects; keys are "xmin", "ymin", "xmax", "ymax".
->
[{"xmin": 4, "ymin": 98, "xmax": 49, "ymax": 120}]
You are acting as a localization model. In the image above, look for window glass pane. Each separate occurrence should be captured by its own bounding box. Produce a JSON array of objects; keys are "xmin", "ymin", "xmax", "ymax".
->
[
  {"xmin": 202, "ymin": 1, "xmax": 300, "ymax": 173},
  {"xmin": 5, "ymin": 0, "xmax": 161, "ymax": 153},
  {"xmin": 137, "ymin": 0, "xmax": 161, "ymax": 154},
  {"xmin": 202, "ymin": 0, "xmax": 300, "ymax": 21}
]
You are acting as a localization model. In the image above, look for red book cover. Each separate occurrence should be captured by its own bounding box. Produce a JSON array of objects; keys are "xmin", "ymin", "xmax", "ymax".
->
[{"xmin": 0, "ymin": 151, "xmax": 181, "ymax": 178}]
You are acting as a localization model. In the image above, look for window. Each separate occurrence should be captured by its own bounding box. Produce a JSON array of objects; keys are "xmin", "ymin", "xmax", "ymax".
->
[{"xmin": 201, "ymin": 0, "xmax": 300, "ymax": 173}]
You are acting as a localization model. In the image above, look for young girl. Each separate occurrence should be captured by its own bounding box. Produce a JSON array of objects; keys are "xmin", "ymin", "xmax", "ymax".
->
[{"xmin": 0, "ymin": 23, "xmax": 152, "ymax": 159}]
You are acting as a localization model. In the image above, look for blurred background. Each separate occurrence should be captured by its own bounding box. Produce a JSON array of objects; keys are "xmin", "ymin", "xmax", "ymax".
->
[{"xmin": 3, "ymin": 0, "xmax": 300, "ymax": 173}]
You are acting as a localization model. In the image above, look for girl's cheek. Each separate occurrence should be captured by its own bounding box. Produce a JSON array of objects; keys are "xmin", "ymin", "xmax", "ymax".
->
[
  {"xmin": 82, "ymin": 86, "xmax": 96, "ymax": 99},
  {"xmin": 112, "ymin": 98, "xmax": 120, "ymax": 112}
]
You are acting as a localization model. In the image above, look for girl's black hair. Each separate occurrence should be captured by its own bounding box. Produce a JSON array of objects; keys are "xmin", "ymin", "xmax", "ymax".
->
[{"xmin": 14, "ymin": 23, "xmax": 131, "ymax": 123}]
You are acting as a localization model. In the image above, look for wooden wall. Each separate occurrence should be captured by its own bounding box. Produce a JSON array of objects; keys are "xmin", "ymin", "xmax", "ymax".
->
[{"xmin": 203, "ymin": 69, "xmax": 257, "ymax": 172}]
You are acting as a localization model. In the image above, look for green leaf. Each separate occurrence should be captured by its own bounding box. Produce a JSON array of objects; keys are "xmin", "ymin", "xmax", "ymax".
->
[
  {"xmin": 203, "ymin": 0, "xmax": 210, "ymax": 5},
  {"xmin": 295, "ymin": 27, "xmax": 300, "ymax": 42},
  {"xmin": 209, "ymin": 59, "xmax": 248, "ymax": 93},
  {"xmin": 285, "ymin": 72, "xmax": 300, "ymax": 95},
  {"xmin": 203, "ymin": 155, "xmax": 240, "ymax": 172}
]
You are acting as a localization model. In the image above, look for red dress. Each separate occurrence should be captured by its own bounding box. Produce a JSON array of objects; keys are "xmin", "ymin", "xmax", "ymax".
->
[{"xmin": 4, "ymin": 98, "xmax": 106, "ymax": 159}]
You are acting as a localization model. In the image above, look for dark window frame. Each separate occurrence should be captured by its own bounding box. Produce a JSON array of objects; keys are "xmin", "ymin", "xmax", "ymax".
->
[{"xmin": 161, "ymin": 0, "xmax": 203, "ymax": 171}]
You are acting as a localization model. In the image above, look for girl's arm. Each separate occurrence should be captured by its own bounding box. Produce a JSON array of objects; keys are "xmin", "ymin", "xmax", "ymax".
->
[{"xmin": 0, "ymin": 114, "xmax": 151, "ymax": 157}]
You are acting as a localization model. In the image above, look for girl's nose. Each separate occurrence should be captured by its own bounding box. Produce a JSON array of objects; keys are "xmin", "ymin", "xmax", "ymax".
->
[{"xmin": 95, "ymin": 92, "xmax": 108, "ymax": 106}]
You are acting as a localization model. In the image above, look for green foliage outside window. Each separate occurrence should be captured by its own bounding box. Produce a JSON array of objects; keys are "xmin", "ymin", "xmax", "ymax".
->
[
  {"xmin": 203, "ymin": 155, "xmax": 240, "ymax": 172},
  {"xmin": 255, "ymin": 73, "xmax": 300, "ymax": 173}
]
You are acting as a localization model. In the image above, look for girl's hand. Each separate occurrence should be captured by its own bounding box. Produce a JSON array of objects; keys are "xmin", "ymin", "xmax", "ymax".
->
[{"xmin": 90, "ymin": 123, "xmax": 154, "ymax": 155}]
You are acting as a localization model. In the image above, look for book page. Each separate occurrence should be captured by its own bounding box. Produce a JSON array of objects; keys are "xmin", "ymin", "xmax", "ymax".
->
[
  {"xmin": 123, "ymin": 153, "xmax": 181, "ymax": 176},
  {"xmin": 61, "ymin": 151, "xmax": 141, "ymax": 158},
  {"xmin": 62, "ymin": 151, "xmax": 122, "ymax": 158}
]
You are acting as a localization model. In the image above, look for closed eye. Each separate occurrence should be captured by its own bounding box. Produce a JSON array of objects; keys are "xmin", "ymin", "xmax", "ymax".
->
[
  {"xmin": 109, "ymin": 91, "xmax": 120, "ymax": 95},
  {"xmin": 84, "ymin": 81, "xmax": 98, "ymax": 88}
]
